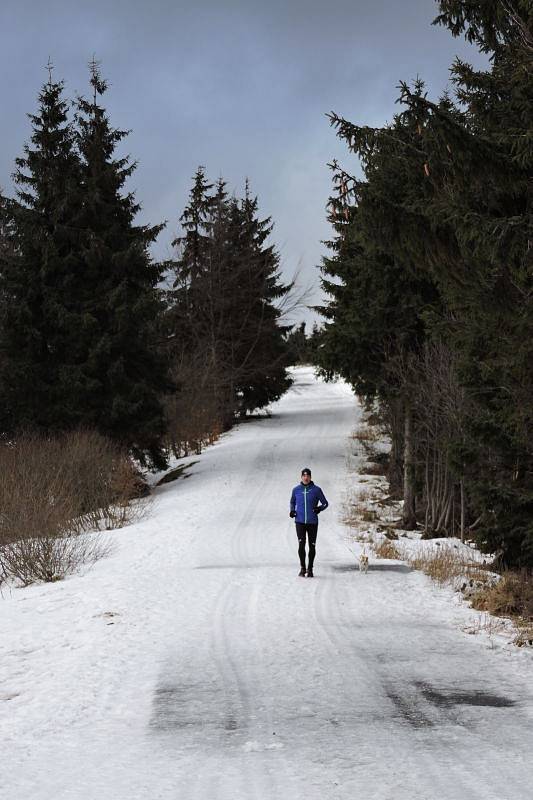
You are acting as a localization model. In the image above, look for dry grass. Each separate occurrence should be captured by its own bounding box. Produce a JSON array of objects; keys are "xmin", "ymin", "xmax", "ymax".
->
[
  {"xmin": 362, "ymin": 460, "xmax": 388, "ymax": 476},
  {"xmin": 471, "ymin": 572, "xmax": 533, "ymax": 622},
  {"xmin": 344, "ymin": 417, "xmax": 533, "ymax": 648},
  {"xmin": 342, "ymin": 504, "xmax": 376, "ymax": 527},
  {"xmin": 471, "ymin": 572, "xmax": 533, "ymax": 647},
  {"xmin": 461, "ymin": 613, "xmax": 508, "ymax": 639},
  {"xmin": 405, "ymin": 545, "xmax": 488, "ymax": 586},
  {"xmin": 351, "ymin": 531, "xmax": 376, "ymax": 545},
  {"xmin": 373, "ymin": 539, "xmax": 402, "ymax": 559},
  {"xmin": 514, "ymin": 624, "xmax": 533, "ymax": 647},
  {"xmin": 341, "ymin": 486, "xmax": 380, "ymax": 527},
  {"xmin": 351, "ymin": 424, "xmax": 380, "ymax": 444}
]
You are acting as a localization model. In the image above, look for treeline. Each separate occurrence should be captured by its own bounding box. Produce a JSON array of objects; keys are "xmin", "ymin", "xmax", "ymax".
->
[
  {"xmin": 0, "ymin": 63, "xmax": 292, "ymax": 470},
  {"xmin": 164, "ymin": 168, "xmax": 292, "ymax": 455},
  {"xmin": 317, "ymin": 1, "xmax": 533, "ymax": 569},
  {"xmin": 285, "ymin": 321, "xmax": 321, "ymax": 365}
]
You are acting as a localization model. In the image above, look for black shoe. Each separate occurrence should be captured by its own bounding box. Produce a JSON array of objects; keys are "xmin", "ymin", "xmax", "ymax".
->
[
  {"xmin": 298, "ymin": 567, "xmax": 306, "ymax": 577},
  {"xmin": 307, "ymin": 567, "xmax": 314, "ymax": 578}
]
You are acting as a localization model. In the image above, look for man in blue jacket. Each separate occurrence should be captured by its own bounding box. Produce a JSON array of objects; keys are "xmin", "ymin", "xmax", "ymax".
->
[{"xmin": 289, "ymin": 467, "xmax": 329, "ymax": 577}]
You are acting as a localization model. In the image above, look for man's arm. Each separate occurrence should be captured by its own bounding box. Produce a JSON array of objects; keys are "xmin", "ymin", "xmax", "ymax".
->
[
  {"xmin": 289, "ymin": 488, "xmax": 296, "ymax": 517},
  {"xmin": 315, "ymin": 488, "xmax": 329, "ymax": 513}
]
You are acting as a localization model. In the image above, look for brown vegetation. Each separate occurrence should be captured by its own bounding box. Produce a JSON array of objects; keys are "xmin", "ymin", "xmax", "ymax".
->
[
  {"xmin": 164, "ymin": 357, "xmax": 223, "ymax": 458},
  {"xmin": 373, "ymin": 539, "xmax": 401, "ymax": 560},
  {"xmin": 471, "ymin": 572, "xmax": 533, "ymax": 619},
  {"xmin": 0, "ymin": 430, "xmax": 147, "ymax": 585},
  {"xmin": 352, "ymin": 424, "xmax": 380, "ymax": 444},
  {"xmin": 405, "ymin": 544, "xmax": 488, "ymax": 586}
]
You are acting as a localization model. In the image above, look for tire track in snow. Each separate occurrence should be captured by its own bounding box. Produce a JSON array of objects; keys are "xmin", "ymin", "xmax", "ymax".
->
[
  {"xmin": 313, "ymin": 560, "xmax": 529, "ymax": 800},
  {"xmin": 312, "ymin": 566, "xmax": 461, "ymax": 799},
  {"xmin": 221, "ymin": 451, "xmax": 297, "ymax": 798},
  {"xmin": 207, "ymin": 575, "xmax": 293, "ymax": 798}
]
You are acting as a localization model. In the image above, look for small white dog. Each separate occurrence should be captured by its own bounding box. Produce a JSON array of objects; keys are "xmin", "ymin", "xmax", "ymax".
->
[{"xmin": 359, "ymin": 549, "xmax": 369, "ymax": 574}]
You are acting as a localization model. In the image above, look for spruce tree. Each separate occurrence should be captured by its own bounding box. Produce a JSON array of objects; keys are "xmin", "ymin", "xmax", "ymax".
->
[
  {"xmin": 397, "ymin": 2, "xmax": 533, "ymax": 566},
  {"xmin": 171, "ymin": 166, "xmax": 215, "ymax": 298},
  {"xmin": 285, "ymin": 322, "xmax": 308, "ymax": 364},
  {"xmin": 71, "ymin": 62, "xmax": 170, "ymax": 467},
  {"xmin": 230, "ymin": 184, "xmax": 292, "ymax": 415},
  {"xmin": 167, "ymin": 168, "xmax": 221, "ymax": 421},
  {"xmin": 0, "ymin": 65, "xmax": 83, "ymax": 432},
  {"xmin": 319, "ymin": 1, "xmax": 533, "ymax": 565},
  {"xmin": 455, "ymin": 0, "xmax": 533, "ymax": 567},
  {"xmin": 167, "ymin": 172, "xmax": 291, "ymax": 428},
  {"xmin": 318, "ymin": 105, "xmax": 442, "ymax": 518}
]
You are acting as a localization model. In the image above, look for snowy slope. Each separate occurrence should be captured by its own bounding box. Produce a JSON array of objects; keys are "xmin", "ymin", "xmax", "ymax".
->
[{"xmin": 1, "ymin": 367, "xmax": 532, "ymax": 800}]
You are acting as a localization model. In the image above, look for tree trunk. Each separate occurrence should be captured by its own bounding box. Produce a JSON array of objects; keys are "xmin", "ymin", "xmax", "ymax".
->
[
  {"xmin": 460, "ymin": 477, "xmax": 465, "ymax": 543},
  {"xmin": 402, "ymin": 401, "xmax": 417, "ymax": 529},
  {"xmin": 387, "ymin": 398, "xmax": 404, "ymax": 498}
]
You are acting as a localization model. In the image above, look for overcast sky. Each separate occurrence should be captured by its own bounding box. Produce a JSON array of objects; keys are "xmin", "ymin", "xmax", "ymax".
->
[{"xmin": 0, "ymin": 0, "xmax": 487, "ymax": 324}]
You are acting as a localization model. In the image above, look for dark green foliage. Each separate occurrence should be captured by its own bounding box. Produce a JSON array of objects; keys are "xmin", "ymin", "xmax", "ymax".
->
[
  {"xmin": 167, "ymin": 170, "xmax": 292, "ymax": 427},
  {"xmin": 407, "ymin": 3, "xmax": 533, "ymax": 567},
  {"xmin": 72, "ymin": 65, "xmax": 170, "ymax": 466},
  {"xmin": 285, "ymin": 321, "xmax": 323, "ymax": 366},
  {"xmin": 318, "ymin": 1, "xmax": 533, "ymax": 566},
  {"xmin": 285, "ymin": 322, "xmax": 309, "ymax": 365},
  {"xmin": 434, "ymin": 1, "xmax": 532, "ymax": 52},
  {"xmin": 235, "ymin": 186, "xmax": 292, "ymax": 414},
  {"xmin": 0, "ymin": 66, "xmax": 170, "ymax": 468},
  {"xmin": 0, "ymin": 73, "xmax": 84, "ymax": 432}
]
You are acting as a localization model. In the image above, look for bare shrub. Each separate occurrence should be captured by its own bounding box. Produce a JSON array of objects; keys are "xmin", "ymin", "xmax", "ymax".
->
[
  {"xmin": 164, "ymin": 356, "xmax": 223, "ymax": 457},
  {"xmin": 461, "ymin": 613, "xmax": 508, "ymax": 639},
  {"xmin": 57, "ymin": 430, "xmax": 149, "ymax": 531},
  {"xmin": 0, "ymin": 430, "xmax": 147, "ymax": 584},
  {"xmin": 0, "ymin": 533, "xmax": 109, "ymax": 586}
]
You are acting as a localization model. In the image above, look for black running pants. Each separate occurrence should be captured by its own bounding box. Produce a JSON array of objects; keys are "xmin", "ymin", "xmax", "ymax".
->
[{"xmin": 295, "ymin": 522, "xmax": 318, "ymax": 569}]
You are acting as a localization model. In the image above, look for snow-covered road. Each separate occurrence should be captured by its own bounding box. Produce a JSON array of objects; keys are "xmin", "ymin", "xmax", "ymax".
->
[{"xmin": 1, "ymin": 368, "xmax": 532, "ymax": 800}]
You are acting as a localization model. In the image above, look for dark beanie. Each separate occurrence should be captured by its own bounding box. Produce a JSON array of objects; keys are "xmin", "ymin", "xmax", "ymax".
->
[{"xmin": 301, "ymin": 467, "xmax": 312, "ymax": 476}]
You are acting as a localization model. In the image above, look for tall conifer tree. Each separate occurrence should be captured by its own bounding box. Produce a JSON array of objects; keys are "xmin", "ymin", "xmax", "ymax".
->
[
  {"xmin": 167, "ymin": 171, "xmax": 291, "ymax": 428},
  {"xmin": 318, "ymin": 1, "xmax": 533, "ymax": 565},
  {"xmin": 71, "ymin": 61, "xmax": 169, "ymax": 466},
  {"xmin": 232, "ymin": 183, "xmax": 292, "ymax": 414},
  {"xmin": 0, "ymin": 64, "xmax": 83, "ymax": 431}
]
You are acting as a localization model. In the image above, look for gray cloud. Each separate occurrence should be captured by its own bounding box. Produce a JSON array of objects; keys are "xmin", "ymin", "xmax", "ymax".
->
[{"xmin": 0, "ymin": 0, "xmax": 488, "ymax": 323}]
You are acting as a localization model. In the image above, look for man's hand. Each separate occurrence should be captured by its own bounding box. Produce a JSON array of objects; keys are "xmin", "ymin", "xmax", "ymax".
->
[
  {"xmin": 289, "ymin": 510, "xmax": 296, "ymax": 518},
  {"xmin": 314, "ymin": 505, "xmax": 322, "ymax": 514}
]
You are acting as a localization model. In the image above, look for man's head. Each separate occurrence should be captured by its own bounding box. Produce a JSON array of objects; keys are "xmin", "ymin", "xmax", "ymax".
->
[{"xmin": 301, "ymin": 467, "xmax": 312, "ymax": 484}]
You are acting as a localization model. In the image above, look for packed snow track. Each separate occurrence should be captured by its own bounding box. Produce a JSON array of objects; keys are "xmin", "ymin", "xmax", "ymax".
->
[{"xmin": 1, "ymin": 368, "xmax": 532, "ymax": 799}]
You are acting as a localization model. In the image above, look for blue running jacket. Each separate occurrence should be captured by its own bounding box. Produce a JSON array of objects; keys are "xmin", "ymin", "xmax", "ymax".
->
[{"xmin": 290, "ymin": 481, "xmax": 329, "ymax": 525}]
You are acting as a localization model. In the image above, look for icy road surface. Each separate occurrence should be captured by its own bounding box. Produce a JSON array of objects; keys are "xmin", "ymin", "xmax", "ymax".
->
[{"xmin": 1, "ymin": 368, "xmax": 532, "ymax": 800}]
